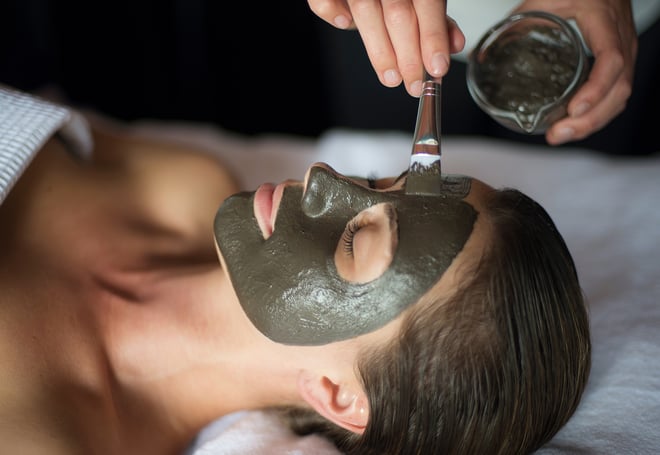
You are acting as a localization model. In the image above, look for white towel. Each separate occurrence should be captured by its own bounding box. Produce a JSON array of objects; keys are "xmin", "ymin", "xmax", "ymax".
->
[{"xmin": 173, "ymin": 128, "xmax": 660, "ymax": 455}]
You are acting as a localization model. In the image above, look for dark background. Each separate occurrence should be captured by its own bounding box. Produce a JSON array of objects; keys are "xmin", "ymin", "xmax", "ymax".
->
[{"xmin": 2, "ymin": 0, "xmax": 658, "ymax": 154}]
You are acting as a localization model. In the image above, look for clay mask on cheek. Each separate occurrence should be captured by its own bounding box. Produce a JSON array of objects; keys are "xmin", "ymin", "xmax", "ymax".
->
[{"xmin": 214, "ymin": 167, "xmax": 477, "ymax": 345}]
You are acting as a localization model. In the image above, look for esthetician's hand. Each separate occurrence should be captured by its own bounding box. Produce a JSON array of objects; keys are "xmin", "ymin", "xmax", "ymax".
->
[
  {"xmin": 307, "ymin": 0, "xmax": 466, "ymax": 97},
  {"xmin": 513, "ymin": 0, "xmax": 637, "ymax": 145}
]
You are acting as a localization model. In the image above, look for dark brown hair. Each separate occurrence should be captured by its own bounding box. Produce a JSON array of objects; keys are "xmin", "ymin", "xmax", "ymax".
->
[{"xmin": 278, "ymin": 188, "xmax": 591, "ymax": 454}]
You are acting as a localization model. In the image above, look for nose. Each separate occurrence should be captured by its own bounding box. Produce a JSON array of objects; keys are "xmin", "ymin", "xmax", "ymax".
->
[
  {"xmin": 301, "ymin": 163, "xmax": 344, "ymax": 218},
  {"xmin": 302, "ymin": 163, "xmax": 371, "ymax": 217}
]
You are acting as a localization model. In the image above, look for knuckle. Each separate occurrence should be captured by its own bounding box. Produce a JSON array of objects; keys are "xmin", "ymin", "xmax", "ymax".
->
[
  {"xmin": 399, "ymin": 60, "xmax": 421, "ymax": 77},
  {"xmin": 370, "ymin": 46, "xmax": 393, "ymax": 66},
  {"xmin": 383, "ymin": 1, "xmax": 413, "ymax": 27},
  {"xmin": 349, "ymin": 0, "xmax": 372, "ymax": 16},
  {"xmin": 421, "ymin": 29, "xmax": 447, "ymax": 48},
  {"xmin": 607, "ymin": 50, "xmax": 625, "ymax": 71}
]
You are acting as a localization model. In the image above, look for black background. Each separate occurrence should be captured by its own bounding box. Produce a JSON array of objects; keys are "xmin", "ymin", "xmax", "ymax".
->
[{"xmin": 2, "ymin": 0, "xmax": 658, "ymax": 154}]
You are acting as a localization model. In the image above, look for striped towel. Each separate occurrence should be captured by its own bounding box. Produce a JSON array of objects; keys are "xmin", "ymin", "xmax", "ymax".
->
[{"xmin": 0, "ymin": 84, "xmax": 92, "ymax": 205}]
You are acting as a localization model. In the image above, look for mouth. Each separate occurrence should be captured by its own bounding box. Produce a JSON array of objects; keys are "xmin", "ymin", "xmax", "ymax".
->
[{"xmin": 253, "ymin": 182, "xmax": 286, "ymax": 239}]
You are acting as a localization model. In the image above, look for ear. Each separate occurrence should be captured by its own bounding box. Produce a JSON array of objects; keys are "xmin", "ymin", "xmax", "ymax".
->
[{"xmin": 297, "ymin": 370, "xmax": 369, "ymax": 434}]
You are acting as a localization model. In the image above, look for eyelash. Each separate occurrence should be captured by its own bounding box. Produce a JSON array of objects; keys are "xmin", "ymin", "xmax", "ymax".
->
[
  {"xmin": 344, "ymin": 175, "xmax": 378, "ymax": 254},
  {"xmin": 341, "ymin": 219, "xmax": 360, "ymax": 256},
  {"xmin": 341, "ymin": 204, "xmax": 396, "ymax": 258}
]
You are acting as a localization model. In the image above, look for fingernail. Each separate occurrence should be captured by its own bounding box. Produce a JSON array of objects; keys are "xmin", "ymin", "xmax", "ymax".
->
[
  {"xmin": 333, "ymin": 15, "xmax": 350, "ymax": 29},
  {"xmin": 430, "ymin": 53, "xmax": 449, "ymax": 77},
  {"xmin": 410, "ymin": 80, "xmax": 423, "ymax": 97},
  {"xmin": 383, "ymin": 69, "xmax": 401, "ymax": 86},
  {"xmin": 553, "ymin": 127, "xmax": 575, "ymax": 144},
  {"xmin": 571, "ymin": 102, "xmax": 591, "ymax": 118}
]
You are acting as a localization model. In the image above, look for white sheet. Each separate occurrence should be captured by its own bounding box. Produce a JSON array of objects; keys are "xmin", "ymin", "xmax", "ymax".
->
[{"xmin": 129, "ymin": 123, "xmax": 660, "ymax": 455}]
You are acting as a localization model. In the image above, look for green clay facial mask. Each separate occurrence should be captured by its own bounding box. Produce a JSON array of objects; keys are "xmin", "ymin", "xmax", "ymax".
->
[{"xmin": 214, "ymin": 166, "xmax": 476, "ymax": 345}]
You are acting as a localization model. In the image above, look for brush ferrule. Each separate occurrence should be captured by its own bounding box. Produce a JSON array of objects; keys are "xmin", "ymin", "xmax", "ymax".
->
[{"xmin": 406, "ymin": 74, "xmax": 443, "ymax": 195}]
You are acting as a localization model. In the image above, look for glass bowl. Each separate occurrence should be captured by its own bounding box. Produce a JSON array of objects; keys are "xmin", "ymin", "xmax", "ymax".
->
[{"xmin": 466, "ymin": 11, "xmax": 589, "ymax": 134}]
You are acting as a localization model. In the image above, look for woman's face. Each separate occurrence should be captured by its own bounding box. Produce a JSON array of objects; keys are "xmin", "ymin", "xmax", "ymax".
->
[{"xmin": 214, "ymin": 163, "xmax": 480, "ymax": 345}]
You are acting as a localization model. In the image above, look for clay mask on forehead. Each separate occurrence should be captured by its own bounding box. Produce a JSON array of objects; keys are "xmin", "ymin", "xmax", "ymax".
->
[{"xmin": 214, "ymin": 166, "xmax": 477, "ymax": 345}]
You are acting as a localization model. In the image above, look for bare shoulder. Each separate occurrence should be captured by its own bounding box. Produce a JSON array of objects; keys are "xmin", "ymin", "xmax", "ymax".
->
[
  {"xmin": 88, "ymin": 118, "xmax": 242, "ymax": 242},
  {"xmin": 0, "ymin": 117, "xmax": 241, "ymax": 276},
  {"xmin": 90, "ymin": 118, "xmax": 240, "ymax": 198}
]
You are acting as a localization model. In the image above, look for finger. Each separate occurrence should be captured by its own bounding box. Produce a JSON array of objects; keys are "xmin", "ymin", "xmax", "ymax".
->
[
  {"xmin": 381, "ymin": 0, "xmax": 424, "ymax": 95},
  {"xmin": 348, "ymin": 0, "xmax": 403, "ymax": 88},
  {"xmin": 570, "ymin": 15, "xmax": 636, "ymax": 118},
  {"xmin": 412, "ymin": 0, "xmax": 450, "ymax": 79},
  {"xmin": 308, "ymin": 0, "xmax": 354, "ymax": 29},
  {"xmin": 568, "ymin": 48, "xmax": 628, "ymax": 119},
  {"xmin": 447, "ymin": 16, "xmax": 466, "ymax": 54},
  {"xmin": 546, "ymin": 76, "xmax": 629, "ymax": 145}
]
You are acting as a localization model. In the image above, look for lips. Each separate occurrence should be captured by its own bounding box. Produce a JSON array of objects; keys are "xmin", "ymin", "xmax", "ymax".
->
[{"xmin": 254, "ymin": 183, "xmax": 275, "ymax": 238}]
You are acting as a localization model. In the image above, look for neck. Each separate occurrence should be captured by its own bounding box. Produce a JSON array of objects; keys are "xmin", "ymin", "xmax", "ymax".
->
[{"xmin": 98, "ymin": 263, "xmax": 313, "ymax": 446}]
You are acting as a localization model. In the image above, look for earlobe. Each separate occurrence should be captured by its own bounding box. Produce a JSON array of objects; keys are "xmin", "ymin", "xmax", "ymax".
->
[{"xmin": 297, "ymin": 370, "xmax": 369, "ymax": 434}]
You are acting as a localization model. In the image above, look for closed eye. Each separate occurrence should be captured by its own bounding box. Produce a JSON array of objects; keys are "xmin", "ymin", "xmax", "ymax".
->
[
  {"xmin": 342, "ymin": 219, "xmax": 360, "ymax": 256},
  {"xmin": 335, "ymin": 202, "xmax": 399, "ymax": 283}
]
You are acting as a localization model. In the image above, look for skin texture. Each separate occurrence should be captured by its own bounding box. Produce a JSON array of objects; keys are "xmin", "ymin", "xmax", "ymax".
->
[
  {"xmin": 307, "ymin": 0, "xmax": 637, "ymax": 145},
  {"xmin": 214, "ymin": 165, "xmax": 476, "ymax": 345},
  {"xmin": 0, "ymin": 121, "xmax": 493, "ymax": 454}
]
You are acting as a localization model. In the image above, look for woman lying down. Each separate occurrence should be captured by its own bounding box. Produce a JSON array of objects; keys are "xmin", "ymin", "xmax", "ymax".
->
[{"xmin": 0, "ymin": 114, "xmax": 591, "ymax": 455}]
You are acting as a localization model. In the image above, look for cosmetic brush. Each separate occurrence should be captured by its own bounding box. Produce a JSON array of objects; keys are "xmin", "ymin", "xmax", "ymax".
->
[{"xmin": 405, "ymin": 71, "xmax": 443, "ymax": 195}]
